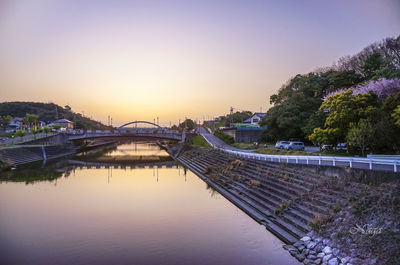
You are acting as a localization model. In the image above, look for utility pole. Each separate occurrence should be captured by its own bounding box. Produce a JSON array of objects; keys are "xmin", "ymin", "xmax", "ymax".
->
[
  {"xmin": 55, "ymin": 106, "xmax": 58, "ymax": 120},
  {"xmin": 157, "ymin": 117, "xmax": 159, "ymax": 125},
  {"xmin": 111, "ymin": 117, "xmax": 113, "ymax": 127},
  {"xmin": 230, "ymin": 106, "xmax": 234, "ymax": 126}
]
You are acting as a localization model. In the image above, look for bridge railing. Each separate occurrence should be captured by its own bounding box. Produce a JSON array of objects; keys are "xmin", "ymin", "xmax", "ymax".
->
[{"xmin": 200, "ymin": 133, "xmax": 399, "ymax": 173}]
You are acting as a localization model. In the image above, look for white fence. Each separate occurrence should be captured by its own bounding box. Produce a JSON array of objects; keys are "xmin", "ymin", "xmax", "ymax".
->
[{"xmin": 200, "ymin": 134, "xmax": 399, "ymax": 173}]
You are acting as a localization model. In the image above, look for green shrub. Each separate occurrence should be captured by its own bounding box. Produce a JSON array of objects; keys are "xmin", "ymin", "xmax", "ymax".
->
[{"xmin": 214, "ymin": 130, "xmax": 234, "ymax": 144}]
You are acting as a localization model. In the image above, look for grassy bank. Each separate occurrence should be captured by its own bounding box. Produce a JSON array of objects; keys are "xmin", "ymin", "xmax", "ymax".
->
[
  {"xmin": 255, "ymin": 147, "xmax": 314, "ymax": 156},
  {"xmin": 231, "ymin": 143, "xmax": 256, "ymax": 150},
  {"xmin": 190, "ymin": 135, "xmax": 211, "ymax": 149}
]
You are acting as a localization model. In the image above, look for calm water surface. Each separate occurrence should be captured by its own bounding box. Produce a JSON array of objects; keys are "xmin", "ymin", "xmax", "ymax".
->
[{"xmin": 0, "ymin": 142, "xmax": 299, "ymax": 265}]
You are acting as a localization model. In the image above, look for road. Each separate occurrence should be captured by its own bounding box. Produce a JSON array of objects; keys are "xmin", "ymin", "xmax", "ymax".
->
[{"xmin": 198, "ymin": 127, "xmax": 254, "ymax": 153}]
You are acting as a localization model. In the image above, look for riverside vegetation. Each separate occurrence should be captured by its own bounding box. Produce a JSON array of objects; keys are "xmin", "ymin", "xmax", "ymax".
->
[{"xmin": 261, "ymin": 36, "xmax": 400, "ymax": 155}]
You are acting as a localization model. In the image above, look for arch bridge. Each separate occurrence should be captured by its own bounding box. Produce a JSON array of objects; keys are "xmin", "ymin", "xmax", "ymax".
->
[{"xmin": 68, "ymin": 120, "xmax": 183, "ymax": 141}]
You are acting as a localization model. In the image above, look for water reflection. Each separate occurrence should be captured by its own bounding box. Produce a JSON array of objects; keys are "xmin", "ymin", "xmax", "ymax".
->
[{"xmin": 0, "ymin": 142, "xmax": 299, "ymax": 265}]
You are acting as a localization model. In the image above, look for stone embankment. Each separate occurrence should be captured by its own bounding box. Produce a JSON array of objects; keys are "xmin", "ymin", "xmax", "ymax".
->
[
  {"xmin": 0, "ymin": 145, "xmax": 78, "ymax": 167},
  {"xmin": 170, "ymin": 146, "xmax": 399, "ymax": 265},
  {"xmin": 171, "ymin": 147, "xmax": 347, "ymax": 243},
  {"xmin": 286, "ymin": 231, "xmax": 354, "ymax": 265}
]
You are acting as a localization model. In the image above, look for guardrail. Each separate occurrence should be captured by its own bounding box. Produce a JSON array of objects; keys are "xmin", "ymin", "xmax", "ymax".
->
[
  {"xmin": 200, "ymin": 133, "xmax": 399, "ymax": 173},
  {"xmin": 68, "ymin": 131, "xmax": 182, "ymax": 141}
]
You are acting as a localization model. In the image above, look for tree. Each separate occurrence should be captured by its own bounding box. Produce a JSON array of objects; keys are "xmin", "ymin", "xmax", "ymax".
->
[
  {"xmin": 0, "ymin": 115, "xmax": 12, "ymax": 131},
  {"xmin": 23, "ymin": 113, "xmax": 39, "ymax": 130},
  {"xmin": 43, "ymin": 126, "xmax": 51, "ymax": 134},
  {"xmin": 15, "ymin": 130, "xmax": 27, "ymax": 137},
  {"xmin": 225, "ymin": 111, "xmax": 252, "ymax": 126},
  {"xmin": 178, "ymin": 119, "xmax": 195, "ymax": 131},
  {"xmin": 308, "ymin": 127, "xmax": 340, "ymax": 147},
  {"xmin": 393, "ymin": 105, "xmax": 400, "ymax": 128},
  {"xmin": 319, "ymin": 90, "xmax": 378, "ymax": 142},
  {"xmin": 346, "ymin": 119, "xmax": 374, "ymax": 156},
  {"xmin": 362, "ymin": 53, "xmax": 384, "ymax": 79},
  {"xmin": 52, "ymin": 124, "xmax": 62, "ymax": 131}
]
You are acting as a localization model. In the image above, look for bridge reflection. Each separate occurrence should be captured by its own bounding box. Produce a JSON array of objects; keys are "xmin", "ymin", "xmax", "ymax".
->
[{"xmin": 67, "ymin": 159, "xmax": 179, "ymax": 169}]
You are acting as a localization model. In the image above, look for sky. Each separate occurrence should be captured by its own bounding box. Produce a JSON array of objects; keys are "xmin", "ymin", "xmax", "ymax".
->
[{"xmin": 0, "ymin": 0, "xmax": 399, "ymax": 126}]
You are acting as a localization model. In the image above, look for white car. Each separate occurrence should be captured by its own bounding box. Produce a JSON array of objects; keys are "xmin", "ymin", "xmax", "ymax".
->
[{"xmin": 275, "ymin": 141, "xmax": 290, "ymax": 149}]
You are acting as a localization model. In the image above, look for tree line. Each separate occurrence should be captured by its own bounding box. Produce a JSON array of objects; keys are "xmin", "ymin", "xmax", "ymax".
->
[{"xmin": 261, "ymin": 35, "xmax": 400, "ymax": 154}]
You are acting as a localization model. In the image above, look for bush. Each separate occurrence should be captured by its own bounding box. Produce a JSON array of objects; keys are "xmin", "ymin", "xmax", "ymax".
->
[{"xmin": 214, "ymin": 130, "xmax": 234, "ymax": 144}]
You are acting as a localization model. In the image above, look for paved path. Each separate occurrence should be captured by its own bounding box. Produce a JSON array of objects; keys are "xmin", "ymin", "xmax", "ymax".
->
[{"xmin": 199, "ymin": 127, "xmax": 253, "ymax": 153}]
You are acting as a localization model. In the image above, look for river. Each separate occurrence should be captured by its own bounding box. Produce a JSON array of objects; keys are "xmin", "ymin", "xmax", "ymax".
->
[{"xmin": 0, "ymin": 142, "xmax": 299, "ymax": 265}]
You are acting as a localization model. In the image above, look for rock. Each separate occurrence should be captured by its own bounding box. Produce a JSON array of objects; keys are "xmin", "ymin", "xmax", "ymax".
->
[
  {"xmin": 301, "ymin": 236, "xmax": 311, "ymax": 242},
  {"xmin": 298, "ymin": 245, "xmax": 305, "ymax": 251},
  {"xmin": 314, "ymin": 237, "xmax": 322, "ymax": 243},
  {"xmin": 308, "ymin": 254, "xmax": 317, "ymax": 260},
  {"xmin": 307, "ymin": 241, "xmax": 317, "ymax": 249},
  {"xmin": 307, "ymin": 241, "xmax": 318, "ymax": 249},
  {"xmin": 289, "ymin": 249, "xmax": 299, "ymax": 256},
  {"xmin": 323, "ymin": 246, "xmax": 332, "ymax": 254},
  {"xmin": 328, "ymin": 258, "xmax": 339, "ymax": 265},
  {"xmin": 323, "ymin": 254, "xmax": 332, "ymax": 263},
  {"xmin": 369, "ymin": 258, "xmax": 377, "ymax": 264},
  {"xmin": 314, "ymin": 258, "xmax": 322, "ymax": 264},
  {"xmin": 314, "ymin": 242, "xmax": 323, "ymax": 252},
  {"xmin": 304, "ymin": 249, "xmax": 310, "ymax": 255},
  {"xmin": 305, "ymin": 259, "xmax": 317, "ymax": 265},
  {"xmin": 323, "ymin": 239, "xmax": 330, "ymax": 245},
  {"xmin": 294, "ymin": 241, "xmax": 304, "ymax": 248},
  {"xmin": 332, "ymin": 248, "xmax": 340, "ymax": 256},
  {"xmin": 309, "ymin": 250, "xmax": 317, "ymax": 255},
  {"xmin": 307, "ymin": 231, "xmax": 316, "ymax": 237},
  {"xmin": 295, "ymin": 253, "xmax": 305, "ymax": 262},
  {"xmin": 317, "ymin": 252, "xmax": 325, "ymax": 258},
  {"xmin": 340, "ymin": 256, "xmax": 350, "ymax": 264},
  {"xmin": 283, "ymin": 245, "xmax": 297, "ymax": 252}
]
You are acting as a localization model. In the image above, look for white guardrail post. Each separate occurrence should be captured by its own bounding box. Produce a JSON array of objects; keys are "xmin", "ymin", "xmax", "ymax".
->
[{"xmin": 394, "ymin": 161, "xmax": 397, "ymax": 173}]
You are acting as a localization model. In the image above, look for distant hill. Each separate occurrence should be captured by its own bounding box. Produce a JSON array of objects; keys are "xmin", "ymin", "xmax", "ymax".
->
[{"xmin": 0, "ymin": 101, "xmax": 111, "ymax": 130}]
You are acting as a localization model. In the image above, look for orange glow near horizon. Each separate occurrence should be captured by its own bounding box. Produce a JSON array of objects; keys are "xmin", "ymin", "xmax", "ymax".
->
[{"xmin": 1, "ymin": 1, "xmax": 399, "ymax": 126}]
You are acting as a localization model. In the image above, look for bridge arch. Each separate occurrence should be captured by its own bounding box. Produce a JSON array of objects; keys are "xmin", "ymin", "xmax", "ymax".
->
[{"xmin": 118, "ymin": 121, "xmax": 165, "ymax": 129}]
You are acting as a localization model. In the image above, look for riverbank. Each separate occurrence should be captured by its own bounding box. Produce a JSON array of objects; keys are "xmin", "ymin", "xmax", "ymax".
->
[{"xmin": 168, "ymin": 144, "xmax": 400, "ymax": 265}]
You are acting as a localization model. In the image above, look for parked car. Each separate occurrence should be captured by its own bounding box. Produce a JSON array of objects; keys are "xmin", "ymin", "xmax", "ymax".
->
[
  {"xmin": 285, "ymin": 141, "xmax": 305, "ymax": 151},
  {"xmin": 321, "ymin": 144, "xmax": 333, "ymax": 150},
  {"xmin": 275, "ymin": 141, "xmax": 290, "ymax": 149},
  {"xmin": 337, "ymin": 143, "xmax": 347, "ymax": 150}
]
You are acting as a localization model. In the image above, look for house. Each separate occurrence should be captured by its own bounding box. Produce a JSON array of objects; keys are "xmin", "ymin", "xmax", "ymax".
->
[
  {"xmin": 221, "ymin": 123, "xmax": 265, "ymax": 143},
  {"xmin": 7, "ymin": 117, "xmax": 24, "ymax": 131},
  {"xmin": 243, "ymin": 113, "xmax": 266, "ymax": 125},
  {"xmin": 53, "ymin": 119, "xmax": 74, "ymax": 130}
]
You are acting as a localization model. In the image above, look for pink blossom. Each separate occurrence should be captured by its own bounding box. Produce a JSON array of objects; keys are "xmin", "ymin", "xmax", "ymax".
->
[{"xmin": 324, "ymin": 78, "xmax": 400, "ymax": 100}]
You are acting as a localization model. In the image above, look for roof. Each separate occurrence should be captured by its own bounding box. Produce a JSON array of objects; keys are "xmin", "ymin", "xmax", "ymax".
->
[
  {"xmin": 234, "ymin": 123, "xmax": 261, "ymax": 128},
  {"xmin": 237, "ymin": 126, "xmax": 264, "ymax": 131},
  {"xmin": 54, "ymin": 119, "xmax": 73, "ymax": 123},
  {"xmin": 243, "ymin": 118, "xmax": 252, "ymax": 123},
  {"xmin": 253, "ymin": 113, "xmax": 266, "ymax": 118}
]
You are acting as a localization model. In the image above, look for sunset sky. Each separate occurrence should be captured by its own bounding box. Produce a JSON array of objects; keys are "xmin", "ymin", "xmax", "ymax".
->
[{"xmin": 1, "ymin": 0, "xmax": 399, "ymax": 126}]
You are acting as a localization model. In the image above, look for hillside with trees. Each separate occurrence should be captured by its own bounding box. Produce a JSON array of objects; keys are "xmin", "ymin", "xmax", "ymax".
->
[
  {"xmin": 262, "ymin": 35, "xmax": 400, "ymax": 154},
  {"xmin": 0, "ymin": 102, "xmax": 110, "ymax": 130}
]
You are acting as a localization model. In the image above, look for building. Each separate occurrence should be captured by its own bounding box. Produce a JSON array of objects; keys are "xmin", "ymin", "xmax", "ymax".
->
[
  {"xmin": 7, "ymin": 117, "xmax": 24, "ymax": 131},
  {"xmin": 53, "ymin": 119, "xmax": 74, "ymax": 130},
  {"xmin": 243, "ymin": 113, "xmax": 266, "ymax": 125},
  {"xmin": 221, "ymin": 123, "xmax": 265, "ymax": 143}
]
